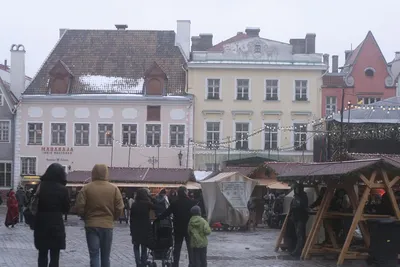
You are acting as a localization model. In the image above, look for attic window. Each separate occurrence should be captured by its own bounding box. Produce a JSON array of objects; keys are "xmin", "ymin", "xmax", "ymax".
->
[
  {"xmin": 365, "ymin": 68, "xmax": 375, "ymax": 77},
  {"xmin": 254, "ymin": 44, "xmax": 261, "ymax": 53}
]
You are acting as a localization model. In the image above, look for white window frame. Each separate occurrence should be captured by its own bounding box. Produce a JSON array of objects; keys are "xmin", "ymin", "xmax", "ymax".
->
[
  {"xmin": 74, "ymin": 122, "xmax": 91, "ymax": 147},
  {"xmin": 205, "ymin": 78, "xmax": 221, "ymax": 100},
  {"xmin": 233, "ymin": 121, "xmax": 251, "ymax": 150},
  {"xmin": 144, "ymin": 123, "xmax": 162, "ymax": 147},
  {"xmin": 357, "ymin": 97, "xmax": 381, "ymax": 105},
  {"xmin": 0, "ymin": 161, "xmax": 12, "ymax": 188},
  {"xmin": 204, "ymin": 120, "xmax": 223, "ymax": 148},
  {"xmin": 0, "ymin": 120, "xmax": 11, "ymax": 143},
  {"xmin": 325, "ymin": 96, "xmax": 337, "ymax": 116},
  {"xmin": 265, "ymin": 79, "xmax": 280, "ymax": 101},
  {"xmin": 97, "ymin": 123, "xmax": 114, "ymax": 147},
  {"xmin": 262, "ymin": 121, "xmax": 280, "ymax": 151},
  {"xmin": 293, "ymin": 80, "xmax": 309, "ymax": 101},
  {"xmin": 26, "ymin": 121, "xmax": 44, "ymax": 146},
  {"xmin": 235, "ymin": 78, "xmax": 251, "ymax": 100},
  {"xmin": 50, "ymin": 122, "xmax": 67, "ymax": 146},
  {"xmin": 168, "ymin": 123, "xmax": 186, "ymax": 147},
  {"xmin": 20, "ymin": 156, "xmax": 38, "ymax": 176},
  {"xmin": 291, "ymin": 121, "xmax": 309, "ymax": 151},
  {"xmin": 121, "ymin": 123, "xmax": 138, "ymax": 146}
]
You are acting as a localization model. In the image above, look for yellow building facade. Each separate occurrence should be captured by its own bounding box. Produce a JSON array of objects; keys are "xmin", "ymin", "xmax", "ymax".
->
[{"xmin": 187, "ymin": 28, "xmax": 327, "ymax": 169}]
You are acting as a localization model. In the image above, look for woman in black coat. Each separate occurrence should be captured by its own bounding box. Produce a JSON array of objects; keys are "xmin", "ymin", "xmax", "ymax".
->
[
  {"xmin": 130, "ymin": 188, "xmax": 155, "ymax": 267},
  {"xmin": 34, "ymin": 163, "xmax": 70, "ymax": 267}
]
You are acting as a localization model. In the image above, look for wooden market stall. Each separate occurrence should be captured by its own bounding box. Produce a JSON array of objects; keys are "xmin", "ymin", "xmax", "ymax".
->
[{"xmin": 274, "ymin": 157, "xmax": 400, "ymax": 265}]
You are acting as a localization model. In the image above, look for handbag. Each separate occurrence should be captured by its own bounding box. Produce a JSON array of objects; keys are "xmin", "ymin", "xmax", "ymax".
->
[{"xmin": 23, "ymin": 183, "xmax": 41, "ymax": 229}]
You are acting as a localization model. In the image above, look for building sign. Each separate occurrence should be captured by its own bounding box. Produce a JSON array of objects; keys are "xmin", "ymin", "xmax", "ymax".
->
[
  {"xmin": 41, "ymin": 147, "xmax": 74, "ymax": 155},
  {"xmin": 220, "ymin": 182, "xmax": 247, "ymax": 208},
  {"xmin": 46, "ymin": 158, "xmax": 69, "ymax": 162}
]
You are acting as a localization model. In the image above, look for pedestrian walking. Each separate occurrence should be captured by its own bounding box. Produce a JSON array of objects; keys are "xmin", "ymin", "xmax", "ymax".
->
[
  {"xmin": 34, "ymin": 163, "xmax": 70, "ymax": 267},
  {"xmin": 5, "ymin": 190, "xmax": 19, "ymax": 228},
  {"xmin": 76, "ymin": 164, "xmax": 124, "ymax": 267},
  {"xmin": 188, "ymin": 206, "xmax": 211, "ymax": 267},
  {"xmin": 157, "ymin": 186, "xmax": 196, "ymax": 267},
  {"xmin": 130, "ymin": 188, "xmax": 156, "ymax": 267},
  {"xmin": 16, "ymin": 186, "xmax": 27, "ymax": 223}
]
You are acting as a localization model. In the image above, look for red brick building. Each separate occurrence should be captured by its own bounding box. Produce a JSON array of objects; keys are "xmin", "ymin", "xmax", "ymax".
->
[{"xmin": 321, "ymin": 31, "xmax": 396, "ymax": 117}]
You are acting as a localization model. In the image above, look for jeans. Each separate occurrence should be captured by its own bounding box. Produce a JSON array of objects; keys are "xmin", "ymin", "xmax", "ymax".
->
[
  {"xmin": 85, "ymin": 227, "xmax": 113, "ymax": 267},
  {"xmin": 173, "ymin": 233, "xmax": 193, "ymax": 267},
  {"xmin": 38, "ymin": 249, "xmax": 60, "ymax": 267},
  {"xmin": 133, "ymin": 242, "xmax": 147, "ymax": 266},
  {"xmin": 292, "ymin": 220, "xmax": 307, "ymax": 257},
  {"xmin": 19, "ymin": 206, "xmax": 24, "ymax": 223},
  {"xmin": 192, "ymin": 247, "xmax": 207, "ymax": 267}
]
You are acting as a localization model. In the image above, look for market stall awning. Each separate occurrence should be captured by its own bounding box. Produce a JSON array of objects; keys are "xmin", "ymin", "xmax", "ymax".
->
[
  {"xmin": 267, "ymin": 182, "xmax": 291, "ymax": 190},
  {"xmin": 67, "ymin": 181, "xmax": 202, "ymax": 189},
  {"xmin": 256, "ymin": 179, "xmax": 290, "ymax": 189}
]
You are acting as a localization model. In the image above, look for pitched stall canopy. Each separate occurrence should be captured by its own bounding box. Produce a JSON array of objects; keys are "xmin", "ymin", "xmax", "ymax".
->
[{"xmin": 275, "ymin": 158, "xmax": 400, "ymax": 265}]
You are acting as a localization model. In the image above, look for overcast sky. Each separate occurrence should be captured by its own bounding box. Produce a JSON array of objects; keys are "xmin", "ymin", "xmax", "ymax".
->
[{"xmin": 1, "ymin": 0, "xmax": 399, "ymax": 77}]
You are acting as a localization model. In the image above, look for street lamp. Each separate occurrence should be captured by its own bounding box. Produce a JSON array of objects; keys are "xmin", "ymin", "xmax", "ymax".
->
[
  {"xmin": 178, "ymin": 150, "xmax": 183, "ymax": 166},
  {"xmin": 106, "ymin": 130, "xmax": 114, "ymax": 167}
]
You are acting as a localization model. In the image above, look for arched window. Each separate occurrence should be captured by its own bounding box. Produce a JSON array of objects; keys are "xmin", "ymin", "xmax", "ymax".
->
[{"xmin": 364, "ymin": 67, "xmax": 375, "ymax": 77}]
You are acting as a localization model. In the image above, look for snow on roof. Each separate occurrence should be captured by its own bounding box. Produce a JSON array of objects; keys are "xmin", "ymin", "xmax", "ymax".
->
[
  {"xmin": 194, "ymin": 171, "xmax": 213, "ymax": 181},
  {"xmin": 79, "ymin": 75, "xmax": 145, "ymax": 93}
]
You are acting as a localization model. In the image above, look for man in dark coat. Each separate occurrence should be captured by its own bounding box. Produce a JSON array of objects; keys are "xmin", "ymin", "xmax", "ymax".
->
[
  {"xmin": 289, "ymin": 183, "xmax": 309, "ymax": 258},
  {"xmin": 15, "ymin": 187, "xmax": 27, "ymax": 223},
  {"xmin": 158, "ymin": 186, "xmax": 196, "ymax": 267},
  {"xmin": 34, "ymin": 163, "xmax": 70, "ymax": 267}
]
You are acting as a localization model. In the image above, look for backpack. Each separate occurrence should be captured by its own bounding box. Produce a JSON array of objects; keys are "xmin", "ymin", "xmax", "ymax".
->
[
  {"xmin": 155, "ymin": 196, "xmax": 167, "ymax": 216},
  {"xmin": 23, "ymin": 183, "xmax": 41, "ymax": 230}
]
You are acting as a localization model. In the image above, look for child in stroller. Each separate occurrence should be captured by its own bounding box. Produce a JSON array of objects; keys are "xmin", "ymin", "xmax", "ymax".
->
[{"xmin": 146, "ymin": 218, "xmax": 174, "ymax": 267}]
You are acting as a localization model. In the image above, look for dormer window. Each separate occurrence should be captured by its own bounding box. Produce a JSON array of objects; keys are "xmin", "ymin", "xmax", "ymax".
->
[
  {"xmin": 254, "ymin": 44, "xmax": 261, "ymax": 54},
  {"xmin": 144, "ymin": 62, "xmax": 167, "ymax": 96},
  {"xmin": 365, "ymin": 67, "xmax": 375, "ymax": 77},
  {"xmin": 48, "ymin": 60, "xmax": 73, "ymax": 94}
]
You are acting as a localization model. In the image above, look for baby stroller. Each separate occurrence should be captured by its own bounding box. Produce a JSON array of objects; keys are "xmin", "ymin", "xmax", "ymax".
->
[{"xmin": 146, "ymin": 218, "xmax": 174, "ymax": 267}]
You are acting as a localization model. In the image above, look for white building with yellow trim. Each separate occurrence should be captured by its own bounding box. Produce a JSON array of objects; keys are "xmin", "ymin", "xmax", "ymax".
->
[{"xmin": 187, "ymin": 26, "xmax": 327, "ymax": 169}]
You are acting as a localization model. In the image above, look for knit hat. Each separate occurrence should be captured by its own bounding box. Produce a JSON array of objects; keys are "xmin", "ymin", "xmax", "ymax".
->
[{"xmin": 190, "ymin": 205, "xmax": 201, "ymax": 216}]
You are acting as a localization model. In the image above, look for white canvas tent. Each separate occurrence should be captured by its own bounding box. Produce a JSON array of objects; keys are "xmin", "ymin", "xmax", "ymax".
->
[{"xmin": 201, "ymin": 172, "xmax": 257, "ymax": 226}]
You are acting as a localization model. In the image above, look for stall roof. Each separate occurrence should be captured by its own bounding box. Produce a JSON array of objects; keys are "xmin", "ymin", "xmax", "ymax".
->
[
  {"xmin": 332, "ymin": 96, "xmax": 400, "ymax": 124},
  {"xmin": 67, "ymin": 167, "xmax": 195, "ymax": 184},
  {"xmin": 67, "ymin": 181, "xmax": 201, "ymax": 189},
  {"xmin": 277, "ymin": 158, "xmax": 400, "ymax": 182}
]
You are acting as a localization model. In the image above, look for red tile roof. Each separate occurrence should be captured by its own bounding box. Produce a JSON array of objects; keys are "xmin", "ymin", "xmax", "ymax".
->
[
  {"xmin": 277, "ymin": 158, "xmax": 400, "ymax": 182},
  {"xmin": 322, "ymin": 74, "xmax": 346, "ymax": 87},
  {"xmin": 67, "ymin": 167, "xmax": 195, "ymax": 184}
]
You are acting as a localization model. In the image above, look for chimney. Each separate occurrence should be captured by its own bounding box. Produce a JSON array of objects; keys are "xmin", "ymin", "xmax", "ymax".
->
[
  {"xmin": 191, "ymin": 36, "xmax": 201, "ymax": 52},
  {"xmin": 115, "ymin": 24, "xmax": 128, "ymax": 30},
  {"xmin": 3, "ymin": 59, "xmax": 7, "ymax": 68},
  {"xmin": 345, "ymin": 50, "xmax": 352, "ymax": 61},
  {"xmin": 332, "ymin": 55, "xmax": 339, "ymax": 73},
  {"xmin": 323, "ymin": 54, "xmax": 329, "ymax": 68},
  {"xmin": 59, "ymin": 29, "xmax": 67, "ymax": 38},
  {"xmin": 305, "ymin": 33, "xmax": 316, "ymax": 54},
  {"xmin": 175, "ymin": 20, "xmax": 191, "ymax": 59},
  {"xmin": 395, "ymin": 51, "xmax": 400, "ymax": 60},
  {"xmin": 290, "ymin": 38, "xmax": 306, "ymax": 54},
  {"xmin": 10, "ymin": 44, "xmax": 26, "ymax": 99},
  {"xmin": 198, "ymin": 34, "xmax": 213, "ymax": 50},
  {"xmin": 245, "ymin": 27, "xmax": 260, "ymax": 37}
]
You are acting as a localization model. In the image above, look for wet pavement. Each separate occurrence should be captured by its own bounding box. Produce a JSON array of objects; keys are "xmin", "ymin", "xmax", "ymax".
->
[{"xmin": 0, "ymin": 207, "xmax": 367, "ymax": 267}]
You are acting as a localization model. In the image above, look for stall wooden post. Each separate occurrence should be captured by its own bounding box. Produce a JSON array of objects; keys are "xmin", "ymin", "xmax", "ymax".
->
[
  {"xmin": 274, "ymin": 212, "xmax": 289, "ymax": 252},
  {"xmin": 337, "ymin": 171, "xmax": 376, "ymax": 265},
  {"xmin": 302, "ymin": 186, "xmax": 335, "ymax": 260},
  {"xmin": 382, "ymin": 171, "xmax": 400, "ymax": 220}
]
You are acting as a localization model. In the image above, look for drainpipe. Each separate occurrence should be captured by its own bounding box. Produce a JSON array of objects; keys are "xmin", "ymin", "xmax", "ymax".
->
[{"xmin": 181, "ymin": 64, "xmax": 189, "ymax": 93}]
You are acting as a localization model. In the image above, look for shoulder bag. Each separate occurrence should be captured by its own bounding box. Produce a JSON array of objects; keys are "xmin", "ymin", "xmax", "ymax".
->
[{"xmin": 23, "ymin": 183, "xmax": 41, "ymax": 229}]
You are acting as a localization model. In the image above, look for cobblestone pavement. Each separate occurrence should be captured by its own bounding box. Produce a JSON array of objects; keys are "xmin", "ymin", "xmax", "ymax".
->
[{"xmin": 0, "ymin": 207, "xmax": 367, "ymax": 267}]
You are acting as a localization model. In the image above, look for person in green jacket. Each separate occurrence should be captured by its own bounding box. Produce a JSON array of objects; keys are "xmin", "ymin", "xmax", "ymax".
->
[{"xmin": 188, "ymin": 206, "xmax": 211, "ymax": 267}]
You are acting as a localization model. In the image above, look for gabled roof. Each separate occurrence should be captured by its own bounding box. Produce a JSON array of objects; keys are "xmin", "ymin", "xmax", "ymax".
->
[
  {"xmin": 342, "ymin": 31, "xmax": 389, "ymax": 73},
  {"xmin": 207, "ymin": 32, "xmax": 251, "ymax": 52},
  {"xmin": 25, "ymin": 29, "xmax": 186, "ymax": 95},
  {"xmin": 0, "ymin": 77, "xmax": 18, "ymax": 111}
]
